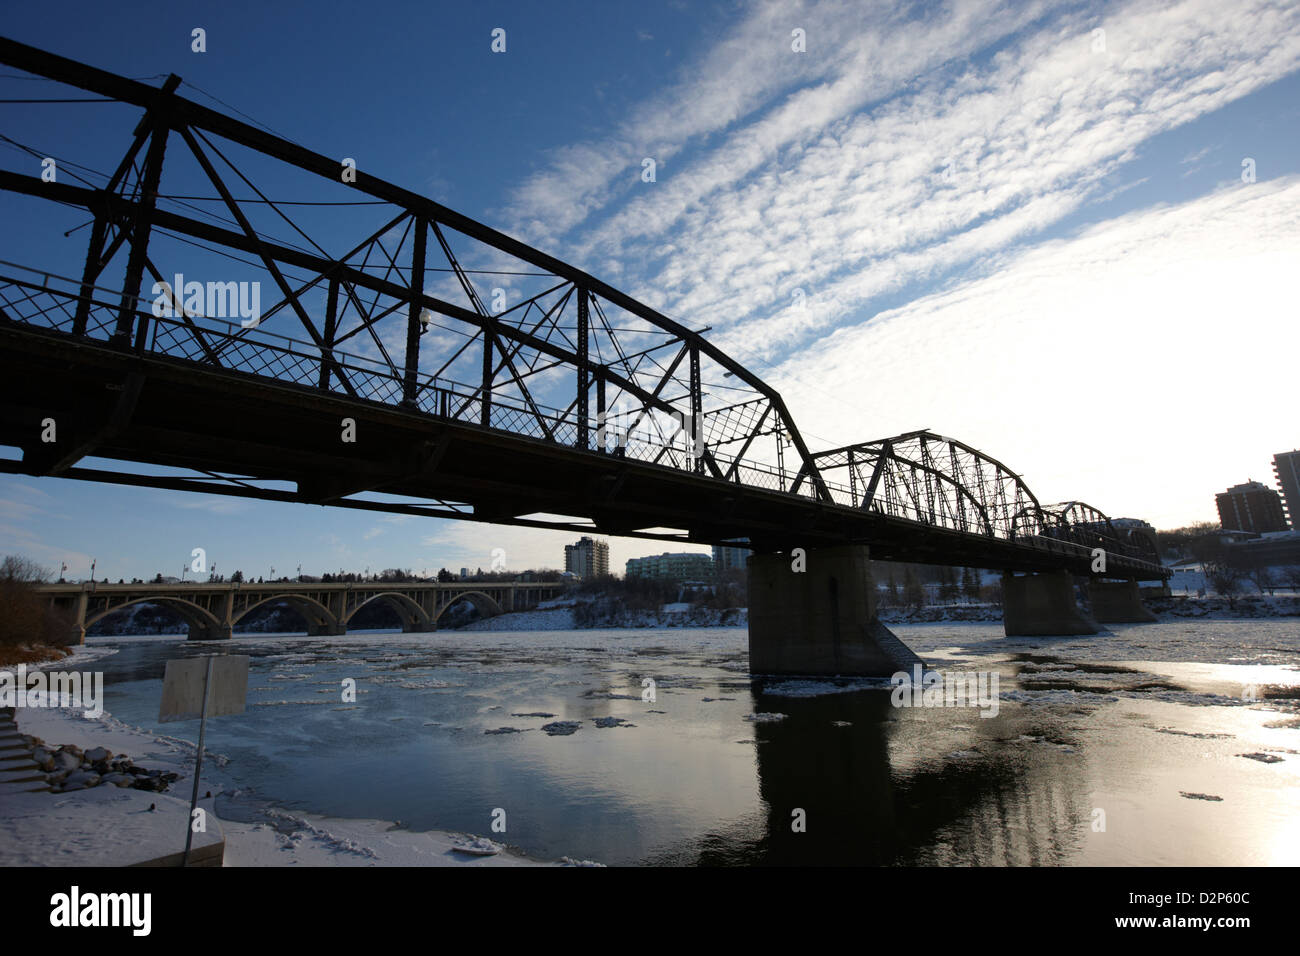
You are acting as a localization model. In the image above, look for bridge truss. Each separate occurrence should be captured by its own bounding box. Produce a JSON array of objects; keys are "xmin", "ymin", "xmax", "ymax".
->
[{"xmin": 0, "ymin": 39, "xmax": 1166, "ymax": 580}]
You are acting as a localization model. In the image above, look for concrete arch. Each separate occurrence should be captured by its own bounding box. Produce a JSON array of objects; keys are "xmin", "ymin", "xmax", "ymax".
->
[
  {"xmin": 433, "ymin": 590, "xmax": 504, "ymax": 626},
  {"xmin": 342, "ymin": 591, "xmax": 432, "ymax": 631},
  {"xmin": 84, "ymin": 594, "xmax": 222, "ymax": 635},
  {"xmin": 231, "ymin": 593, "xmax": 340, "ymax": 632}
]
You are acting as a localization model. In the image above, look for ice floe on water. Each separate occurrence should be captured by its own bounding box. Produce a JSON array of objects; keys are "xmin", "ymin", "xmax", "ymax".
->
[
  {"xmin": 1237, "ymin": 752, "xmax": 1284, "ymax": 763},
  {"xmin": 760, "ymin": 678, "xmax": 888, "ymax": 697},
  {"xmin": 744, "ymin": 712, "xmax": 787, "ymax": 723},
  {"xmin": 541, "ymin": 721, "xmax": 582, "ymax": 736}
]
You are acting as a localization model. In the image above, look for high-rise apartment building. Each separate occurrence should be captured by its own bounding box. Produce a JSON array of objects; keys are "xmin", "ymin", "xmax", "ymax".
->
[
  {"xmin": 1215, "ymin": 480, "xmax": 1288, "ymax": 534},
  {"xmin": 712, "ymin": 541, "xmax": 751, "ymax": 573},
  {"xmin": 625, "ymin": 552, "xmax": 714, "ymax": 581},
  {"xmin": 564, "ymin": 536, "xmax": 609, "ymax": 578},
  {"xmin": 1273, "ymin": 450, "xmax": 1300, "ymax": 530}
]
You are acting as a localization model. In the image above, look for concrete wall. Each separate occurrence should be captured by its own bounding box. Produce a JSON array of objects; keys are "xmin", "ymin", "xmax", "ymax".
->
[
  {"xmin": 1002, "ymin": 571, "xmax": 1100, "ymax": 636},
  {"xmin": 748, "ymin": 545, "xmax": 920, "ymax": 676}
]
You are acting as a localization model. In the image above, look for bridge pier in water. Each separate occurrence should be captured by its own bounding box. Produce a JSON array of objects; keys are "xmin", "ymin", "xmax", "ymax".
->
[
  {"xmin": 747, "ymin": 545, "xmax": 921, "ymax": 677},
  {"xmin": 1001, "ymin": 571, "xmax": 1100, "ymax": 636},
  {"xmin": 1086, "ymin": 579, "xmax": 1157, "ymax": 624},
  {"xmin": 307, "ymin": 622, "xmax": 346, "ymax": 636}
]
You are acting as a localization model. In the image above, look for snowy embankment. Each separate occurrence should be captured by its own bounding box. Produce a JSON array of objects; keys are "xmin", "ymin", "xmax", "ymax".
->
[
  {"xmin": 456, "ymin": 595, "xmax": 746, "ymax": 631},
  {"xmin": 0, "ymin": 648, "xmax": 585, "ymax": 867}
]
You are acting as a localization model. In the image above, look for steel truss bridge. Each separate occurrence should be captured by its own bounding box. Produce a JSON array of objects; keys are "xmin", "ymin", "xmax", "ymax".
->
[{"xmin": 0, "ymin": 40, "xmax": 1167, "ymax": 582}]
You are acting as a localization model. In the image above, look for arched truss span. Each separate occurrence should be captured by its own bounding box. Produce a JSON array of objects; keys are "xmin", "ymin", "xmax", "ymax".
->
[
  {"xmin": 1033, "ymin": 501, "xmax": 1162, "ymax": 566},
  {"xmin": 795, "ymin": 431, "xmax": 1042, "ymax": 539},
  {"xmin": 0, "ymin": 37, "xmax": 831, "ymax": 507}
]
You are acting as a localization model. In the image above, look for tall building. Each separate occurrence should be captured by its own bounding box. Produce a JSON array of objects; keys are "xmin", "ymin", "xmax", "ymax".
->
[
  {"xmin": 1215, "ymin": 480, "xmax": 1288, "ymax": 534},
  {"xmin": 625, "ymin": 551, "xmax": 714, "ymax": 581},
  {"xmin": 712, "ymin": 541, "xmax": 751, "ymax": 573},
  {"xmin": 1274, "ymin": 450, "xmax": 1300, "ymax": 530},
  {"xmin": 564, "ymin": 536, "xmax": 609, "ymax": 579}
]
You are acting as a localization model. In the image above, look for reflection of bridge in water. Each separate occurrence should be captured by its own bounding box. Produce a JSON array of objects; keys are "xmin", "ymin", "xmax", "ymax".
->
[
  {"xmin": 653, "ymin": 685, "xmax": 1091, "ymax": 866},
  {"xmin": 0, "ymin": 40, "xmax": 1169, "ymax": 675},
  {"xmin": 35, "ymin": 580, "xmax": 568, "ymax": 642}
]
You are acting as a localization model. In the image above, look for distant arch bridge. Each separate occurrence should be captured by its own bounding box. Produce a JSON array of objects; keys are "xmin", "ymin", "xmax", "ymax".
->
[{"xmin": 33, "ymin": 580, "xmax": 568, "ymax": 643}]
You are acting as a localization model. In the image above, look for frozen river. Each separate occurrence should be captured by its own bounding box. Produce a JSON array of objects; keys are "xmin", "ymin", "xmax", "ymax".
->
[{"xmin": 73, "ymin": 619, "xmax": 1300, "ymax": 865}]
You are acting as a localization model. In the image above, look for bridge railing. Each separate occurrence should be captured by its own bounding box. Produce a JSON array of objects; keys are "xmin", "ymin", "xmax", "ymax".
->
[{"xmin": 0, "ymin": 272, "xmax": 832, "ymax": 500}]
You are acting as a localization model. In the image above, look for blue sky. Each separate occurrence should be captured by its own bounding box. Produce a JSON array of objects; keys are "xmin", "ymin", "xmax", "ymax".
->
[{"xmin": 2, "ymin": 0, "xmax": 1299, "ymax": 582}]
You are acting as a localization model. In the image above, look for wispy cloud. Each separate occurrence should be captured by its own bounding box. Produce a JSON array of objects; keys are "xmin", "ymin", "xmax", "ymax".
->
[
  {"xmin": 771, "ymin": 175, "xmax": 1300, "ymax": 526},
  {"xmin": 504, "ymin": 0, "xmax": 1300, "ymax": 371}
]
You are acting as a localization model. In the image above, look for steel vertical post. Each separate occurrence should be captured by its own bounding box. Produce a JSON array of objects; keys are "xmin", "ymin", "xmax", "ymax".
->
[
  {"xmin": 402, "ymin": 217, "xmax": 426, "ymax": 406},
  {"xmin": 577, "ymin": 287, "xmax": 589, "ymax": 449}
]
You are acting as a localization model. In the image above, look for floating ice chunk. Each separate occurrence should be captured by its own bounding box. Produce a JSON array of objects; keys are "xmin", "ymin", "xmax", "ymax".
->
[
  {"xmin": 1237, "ymin": 752, "xmax": 1283, "ymax": 763},
  {"xmin": 541, "ymin": 721, "xmax": 582, "ymax": 736}
]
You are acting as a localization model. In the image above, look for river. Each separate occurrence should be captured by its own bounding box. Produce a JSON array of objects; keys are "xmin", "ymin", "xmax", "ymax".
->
[{"xmin": 75, "ymin": 619, "xmax": 1299, "ymax": 865}]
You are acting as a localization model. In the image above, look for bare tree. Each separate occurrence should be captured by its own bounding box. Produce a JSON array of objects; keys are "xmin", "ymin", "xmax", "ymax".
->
[
  {"xmin": 1204, "ymin": 561, "xmax": 1245, "ymax": 608},
  {"xmin": 0, "ymin": 554, "xmax": 52, "ymax": 583},
  {"xmin": 1247, "ymin": 565, "xmax": 1277, "ymax": 597}
]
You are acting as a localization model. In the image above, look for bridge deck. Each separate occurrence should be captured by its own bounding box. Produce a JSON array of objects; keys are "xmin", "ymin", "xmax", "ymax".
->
[{"xmin": 1, "ymin": 321, "xmax": 1165, "ymax": 579}]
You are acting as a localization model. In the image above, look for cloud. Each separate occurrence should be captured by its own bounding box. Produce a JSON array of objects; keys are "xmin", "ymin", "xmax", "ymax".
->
[
  {"xmin": 171, "ymin": 496, "xmax": 253, "ymax": 516},
  {"xmin": 769, "ymin": 175, "xmax": 1300, "ymax": 527},
  {"xmin": 501, "ymin": 0, "xmax": 1300, "ymax": 375}
]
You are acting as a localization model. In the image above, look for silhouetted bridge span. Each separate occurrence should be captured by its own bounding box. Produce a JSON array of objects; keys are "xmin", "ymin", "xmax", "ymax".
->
[
  {"xmin": 34, "ymin": 580, "xmax": 568, "ymax": 643},
  {"xmin": 0, "ymin": 41, "xmax": 1167, "ymax": 673}
]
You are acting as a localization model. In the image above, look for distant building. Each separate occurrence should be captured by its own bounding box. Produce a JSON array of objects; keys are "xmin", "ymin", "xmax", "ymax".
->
[
  {"xmin": 459, "ymin": 568, "xmax": 469, "ymax": 579},
  {"xmin": 1274, "ymin": 450, "xmax": 1300, "ymax": 530},
  {"xmin": 626, "ymin": 551, "xmax": 714, "ymax": 581},
  {"xmin": 1215, "ymin": 481, "xmax": 1288, "ymax": 534},
  {"xmin": 564, "ymin": 536, "xmax": 609, "ymax": 579},
  {"xmin": 712, "ymin": 541, "xmax": 750, "ymax": 573},
  {"xmin": 1228, "ymin": 529, "xmax": 1300, "ymax": 567},
  {"xmin": 1109, "ymin": 518, "xmax": 1160, "ymax": 560}
]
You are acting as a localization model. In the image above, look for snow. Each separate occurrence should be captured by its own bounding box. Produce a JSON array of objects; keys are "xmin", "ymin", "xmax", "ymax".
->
[
  {"xmin": 1, "ymin": 703, "xmax": 568, "ymax": 867},
  {"xmin": 761, "ymin": 678, "xmax": 890, "ymax": 697}
]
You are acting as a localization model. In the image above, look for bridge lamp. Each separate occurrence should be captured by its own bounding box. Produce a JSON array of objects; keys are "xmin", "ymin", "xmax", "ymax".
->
[{"xmin": 419, "ymin": 308, "xmax": 433, "ymax": 336}]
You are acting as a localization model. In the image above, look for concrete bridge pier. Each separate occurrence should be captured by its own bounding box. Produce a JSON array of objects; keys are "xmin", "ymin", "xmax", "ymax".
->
[
  {"xmin": 1086, "ymin": 579, "xmax": 1157, "ymax": 624},
  {"xmin": 1001, "ymin": 571, "xmax": 1100, "ymax": 636},
  {"xmin": 747, "ymin": 545, "xmax": 921, "ymax": 677},
  {"xmin": 186, "ymin": 622, "xmax": 232, "ymax": 641},
  {"xmin": 307, "ymin": 622, "xmax": 346, "ymax": 636}
]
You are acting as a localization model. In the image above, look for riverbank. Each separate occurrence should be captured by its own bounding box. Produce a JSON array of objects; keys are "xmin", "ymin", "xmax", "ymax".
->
[
  {"xmin": 0, "ymin": 642, "xmax": 70, "ymax": 667},
  {"xmin": 0, "ymin": 647, "xmax": 581, "ymax": 867},
  {"xmin": 451, "ymin": 593, "xmax": 1300, "ymax": 631}
]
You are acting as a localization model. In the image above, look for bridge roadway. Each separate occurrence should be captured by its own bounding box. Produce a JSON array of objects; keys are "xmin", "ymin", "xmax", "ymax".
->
[
  {"xmin": 0, "ymin": 40, "xmax": 1170, "ymax": 673},
  {"xmin": 34, "ymin": 580, "xmax": 568, "ymax": 643}
]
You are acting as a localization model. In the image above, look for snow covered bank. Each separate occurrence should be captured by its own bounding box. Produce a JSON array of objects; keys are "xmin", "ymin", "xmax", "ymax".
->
[
  {"xmin": 0, "ymin": 701, "xmax": 580, "ymax": 867},
  {"xmin": 455, "ymin": 601, "xmax": 746, "ymax": 631}
]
